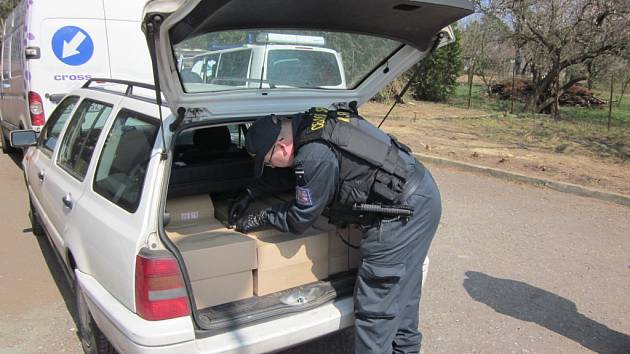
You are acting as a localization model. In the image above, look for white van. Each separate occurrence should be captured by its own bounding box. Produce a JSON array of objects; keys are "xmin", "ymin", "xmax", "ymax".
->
[
  {"xmin": 0, "ymin": 0, "xmax": 152, "ymax": 153},
  {"xmin": 182, "ymin": 33, "xmax": 347, "ymax": 91}
]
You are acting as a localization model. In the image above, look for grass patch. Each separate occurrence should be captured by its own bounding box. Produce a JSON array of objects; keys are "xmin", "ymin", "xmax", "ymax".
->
[
  {"xmin": 449, "ymin": 83, "xmax": 630, "ymax": 129},
  {"xmin": 444, "ymin": 113, "xmax": 629, "ymax": 162}
]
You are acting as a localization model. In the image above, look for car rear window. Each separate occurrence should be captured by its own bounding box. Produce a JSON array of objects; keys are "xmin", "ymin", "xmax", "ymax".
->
[{"xmin": 93, "ymin": 109, "xmax": 159, "ymax": 213}]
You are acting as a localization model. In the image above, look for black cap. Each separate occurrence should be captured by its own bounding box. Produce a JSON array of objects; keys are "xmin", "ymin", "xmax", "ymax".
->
[{"xmin": 246, "ymin": 115, "xmax": 282, "ymax": 177}]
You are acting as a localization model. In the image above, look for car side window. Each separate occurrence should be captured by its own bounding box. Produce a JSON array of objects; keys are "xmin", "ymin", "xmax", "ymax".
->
[
  {"xmin": 93, "ymin": 109, "xmax": 159, "ymax": 213},
  {"xmin": 38, "ymin": 96, "xmax": 79, "ymax": 153},
  {"xmin": 57, "ymin": 99, "xmax": 112, "ymax": 181}
]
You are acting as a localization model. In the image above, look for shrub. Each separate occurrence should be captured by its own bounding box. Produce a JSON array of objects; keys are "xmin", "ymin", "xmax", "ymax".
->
[{"xmin": 411, "ymin": 27, "xmax": 463, "ymax": 102}]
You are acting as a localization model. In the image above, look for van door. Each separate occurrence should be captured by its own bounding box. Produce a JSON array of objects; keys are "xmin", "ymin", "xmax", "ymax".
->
[{"xmin": 39, "ymin": 98, "xmax": 113, "ymax": 250}]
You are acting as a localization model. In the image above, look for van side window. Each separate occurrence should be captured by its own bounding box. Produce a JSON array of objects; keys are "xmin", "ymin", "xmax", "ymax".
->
[
  {"xmin": 93, "ymin": 109, "xmax": 159, "ymax": 213},
  {"xmin": 38, "ymin": 96, "xmax": 79, "ymax": 153},
  {"xmin": 2, "ymin": 34, "xmax": 11, "ymax": 80},
  {"xmin": 10, "ymin": 28, "xmax": 22, "ymax": 77},
  {"xmin": 57, "ymin": 99, "xmax": 112, "ymax": 181},
  {"xmin": 215, "ymin": 49, "xmax": 252, "ymax": 86}
]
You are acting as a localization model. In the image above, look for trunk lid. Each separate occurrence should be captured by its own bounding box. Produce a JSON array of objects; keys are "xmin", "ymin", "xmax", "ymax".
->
[{"xmin": 142, "ymin": 0, "xmax": 473, "ymax": 122}]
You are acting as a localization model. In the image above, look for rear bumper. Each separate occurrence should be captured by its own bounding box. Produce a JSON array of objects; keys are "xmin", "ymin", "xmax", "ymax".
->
[{"xmin": 76, "ymin": 270, "xmax": 354, "ymax": 353}]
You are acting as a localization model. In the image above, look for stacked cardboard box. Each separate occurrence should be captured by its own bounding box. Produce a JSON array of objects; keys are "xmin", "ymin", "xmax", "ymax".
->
[
  {"xmin": 165, "ymin": 193, "xmax": 360, "ymax": 308},
  {"xmin": 176, "ymin": 231, "xmax": 256, "ymax": 308},
  {"xmin": 165, "ymin": 194, "xmax": 223, "ymax": 239},
  {"xmin": 214, "ymin": 196, "xmax": 330, "ymax": 296},
  {"xmin": 249, "ymin": 230, "xmax": 328, "ymax": 295},
  {"xmin": 165, "ymin": 195, "xmax": 256, "ymax": 308}
]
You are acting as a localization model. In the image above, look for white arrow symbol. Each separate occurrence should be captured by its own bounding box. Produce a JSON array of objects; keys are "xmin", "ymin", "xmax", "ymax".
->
[{"xmin": 62, "ymin": 31, "xmax": 86, "ymax": 59}]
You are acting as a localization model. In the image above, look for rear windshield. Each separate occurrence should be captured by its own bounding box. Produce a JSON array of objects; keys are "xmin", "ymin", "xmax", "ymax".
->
[{"xmin": 173, "ymin": 30, "xmax": 401, "ymax": 92}]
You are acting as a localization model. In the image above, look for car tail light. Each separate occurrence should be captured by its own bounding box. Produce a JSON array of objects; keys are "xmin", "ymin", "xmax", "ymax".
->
[
  {"xmin": 135, "ymin": 249, "xmax": 190, "ymax": 321},
  {"xmin": 28, "ymin": 91, "xmax": 45, "ymax": 126}
]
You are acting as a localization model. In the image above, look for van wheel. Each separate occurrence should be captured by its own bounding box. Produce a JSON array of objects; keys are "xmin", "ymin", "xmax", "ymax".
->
[
  {"xmin": 29, "ymin": 199, "xmax": 45, "ymax": 237},
  {"xmin": 75, "ymin": 277, "xmax": 116, "ymax": 354},
  {"xmin": 0, "ymin": 125, "xmax": 18, "ymax": 154},
  {"xmin": 0, "ymin": 125, "xmax": 11, "ymax": 154}
]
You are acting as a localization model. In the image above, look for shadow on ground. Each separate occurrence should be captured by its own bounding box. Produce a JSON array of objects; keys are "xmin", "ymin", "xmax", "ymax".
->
[
  {"xmin": 464, "ymin": 271, "xmax": 630, "ymax": 354},
  {"xmin": 29, "ymin": 230, "xmax": 81, "ymax": 343},
  {"xmin": 6, "ymin": 149, "xmax": 24, "ymax": 169},
  {"xmin": 278, "ymin": 327, "xmax": 354, "ymax": 354}
]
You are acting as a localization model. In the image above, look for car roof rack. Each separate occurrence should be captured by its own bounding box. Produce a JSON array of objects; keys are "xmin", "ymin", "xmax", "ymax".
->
[{"xmin": 82, "ymin": 78, "xmax": 166, "ymax": 105}]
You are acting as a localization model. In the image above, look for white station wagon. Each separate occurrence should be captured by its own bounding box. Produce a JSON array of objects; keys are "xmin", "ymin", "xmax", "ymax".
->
[{"xmin": 12, "ymin": 0, "xmax": 472, "ymax": 353}]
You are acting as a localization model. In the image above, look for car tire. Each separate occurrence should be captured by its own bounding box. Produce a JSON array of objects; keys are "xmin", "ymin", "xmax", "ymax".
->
[
  {"xmin": 29, "ymin": 199, "xmax": 45, "ymax": 237},
  {"xmin": 76, "ymin": 276, "xmax": 116, "ymax": 354}
]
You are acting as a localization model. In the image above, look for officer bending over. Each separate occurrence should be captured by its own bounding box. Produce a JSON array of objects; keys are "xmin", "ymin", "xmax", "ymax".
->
[{"xmin": 229, "ymin": 107, "xmax": 442, "ymax": 354}]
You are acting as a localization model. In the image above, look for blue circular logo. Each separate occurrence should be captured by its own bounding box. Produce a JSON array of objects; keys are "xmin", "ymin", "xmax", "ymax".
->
[{"xmin": 51, "ymin": 26, "xmax": 94, "ymax": 66}]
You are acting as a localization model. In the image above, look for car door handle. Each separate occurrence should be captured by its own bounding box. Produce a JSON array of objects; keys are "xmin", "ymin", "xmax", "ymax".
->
[
  {"xmin": 37, "ymin": 169, "xmax": 45, "ymax": 181},
  {"xmin": 62, "ymin": 194, "xmax": 73, "ymax": 209}
]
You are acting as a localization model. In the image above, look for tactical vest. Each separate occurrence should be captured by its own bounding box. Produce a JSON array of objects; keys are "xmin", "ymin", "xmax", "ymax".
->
[{"xmin": 296, "ymin": 107, "xmax": 418, "ymax": 225}]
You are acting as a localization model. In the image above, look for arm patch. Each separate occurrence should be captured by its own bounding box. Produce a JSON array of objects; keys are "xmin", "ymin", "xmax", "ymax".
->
[{"xmin": 296, "ymin": 186, "xmax": 313, "ymax": 206}]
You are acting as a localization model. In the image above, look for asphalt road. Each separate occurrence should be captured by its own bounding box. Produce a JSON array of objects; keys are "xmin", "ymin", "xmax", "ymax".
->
[{"xmin": 0, "ymin": 150, "xmax": 628, "ymax": 354}]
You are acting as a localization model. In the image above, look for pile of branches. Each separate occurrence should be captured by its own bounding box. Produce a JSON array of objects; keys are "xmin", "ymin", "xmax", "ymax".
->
[{"xmin": 490, "ymin": 79, "xmax": 606, "ymax": 108}]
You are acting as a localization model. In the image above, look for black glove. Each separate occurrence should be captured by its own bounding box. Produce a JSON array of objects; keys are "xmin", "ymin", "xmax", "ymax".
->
[
  {"xmin": 235, "ymin": 209, "xmax": 270, "ymax": 233},
  {"xmin": 228, "ymin": 190, "xmax": 253, "ymax": 225}
]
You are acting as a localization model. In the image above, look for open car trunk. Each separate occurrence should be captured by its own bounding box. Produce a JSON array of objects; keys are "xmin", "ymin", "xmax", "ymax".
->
[{"xmin": 162, "ymin": 121, "xmax": 360, "ymax": 331}]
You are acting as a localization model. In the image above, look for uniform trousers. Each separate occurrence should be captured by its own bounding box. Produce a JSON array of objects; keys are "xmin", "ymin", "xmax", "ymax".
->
[{"xmin": 354, "ymin": 169, "xmax": 442, "ymax": 354}]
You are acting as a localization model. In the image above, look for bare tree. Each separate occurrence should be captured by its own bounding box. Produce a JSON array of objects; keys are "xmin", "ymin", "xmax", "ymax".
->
[
  {"xmin": 461, "ymin": 16, "xmax": 513, "ymax": 96},
  {"xmin": 477, "ymin": 0, "xmax": 630, "ymax": 116}
]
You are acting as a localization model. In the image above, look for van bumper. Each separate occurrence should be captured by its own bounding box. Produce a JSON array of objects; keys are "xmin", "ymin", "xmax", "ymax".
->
[{"xmin": 76, "ymin": 270, "xmax": 354, "ymax": 353}]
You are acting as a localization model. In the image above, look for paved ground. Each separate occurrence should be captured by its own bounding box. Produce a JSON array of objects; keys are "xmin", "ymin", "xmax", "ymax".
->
[{"xmin": 0, "ymin": 150, "xmax": 628, "ymax": 354}]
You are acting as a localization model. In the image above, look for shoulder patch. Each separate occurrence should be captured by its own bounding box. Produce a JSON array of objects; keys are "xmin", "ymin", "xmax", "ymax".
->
[{"xmin": 296, "ymin": 186, "xmax": 313, "ymax": 206}]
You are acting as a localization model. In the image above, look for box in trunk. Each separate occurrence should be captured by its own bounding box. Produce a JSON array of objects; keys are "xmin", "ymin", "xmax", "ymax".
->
[
  {"xmin": 248, "ymin": 229, "xmax": 329, "ymax": 296},
  {"xmin": 192, "ymin": 271, "xmax": 253, "ymax": 308},
  {"xmin": 166, "ymin": 194, "xmax": 219, "ymax": 228},
  {"xmin": 175, "ymin": 230, "xmax": 257, "ymax": 281},
  {"xmin": 254, "ymin": 261, "xmax": 328, "ymax": 296},
  {"xmin": 348, "ymin": 225, "xmax": 363, "ymax": 269}
]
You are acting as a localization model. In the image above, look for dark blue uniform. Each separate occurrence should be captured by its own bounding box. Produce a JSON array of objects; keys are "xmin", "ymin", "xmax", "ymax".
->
[{"xmin": 251, "ymin": 118, "xmax": 442, "ymax": 353}]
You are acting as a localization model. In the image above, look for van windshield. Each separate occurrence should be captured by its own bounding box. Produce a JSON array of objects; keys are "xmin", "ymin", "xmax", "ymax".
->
[{"xmin": 173, "ymin": 30, "xmax": 401, "ymax": 93}]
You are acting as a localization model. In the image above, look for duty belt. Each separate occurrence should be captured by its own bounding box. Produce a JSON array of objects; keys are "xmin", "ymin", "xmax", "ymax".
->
[{"xmin": 351, "ymin": 162, "xmax": 426, "ymax": 221}]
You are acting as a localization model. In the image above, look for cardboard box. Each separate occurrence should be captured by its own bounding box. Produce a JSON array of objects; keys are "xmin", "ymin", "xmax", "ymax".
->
[
  {"xmin": 348, "ymin": 226, "xmax": 363, "ymax": 269},
  {"xmin": 192, "ymin": 271, "xmax": 253, "ymax": 308},
  {"xmin": 166, "ymin": 194, "xmax": 216, "ymax": 228},
  {"xmin": 175, "ymin": 229, "xmax": 257, "ymax": 281},
  {"xmin": 254, "ymin": 261, "xmax": 328, "ymax": 296},
  {"xmin": 250, "ymin": 230, "xmax": 328, "ymax": 270},
  {"xmin": 249, "ymin": 229, "xmax": 329, "ymax": 295},
  {"xmin": 328, "ymin": 229, "xmax": 349, "ymax": 275},
  {"xmin": 328, "ymin": 255, "xmax": 349, "ymax": 275}
]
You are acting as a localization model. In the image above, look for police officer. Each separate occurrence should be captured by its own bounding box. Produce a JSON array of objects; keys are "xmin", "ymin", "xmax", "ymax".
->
[{"xmin": 229, "ymin": 107, "xmax": 442, "ymax": 354}]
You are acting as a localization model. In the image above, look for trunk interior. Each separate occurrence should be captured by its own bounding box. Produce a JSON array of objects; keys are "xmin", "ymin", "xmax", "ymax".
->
[{"xmin": 162, "ymin": 121, "xmax": 359, "ymax": 331}]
